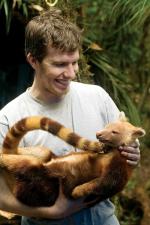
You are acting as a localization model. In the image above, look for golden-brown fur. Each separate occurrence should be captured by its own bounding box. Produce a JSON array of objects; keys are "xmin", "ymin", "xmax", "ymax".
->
[{"xmin": 0, "ymin": 114, "xmax": 145, "ymax": 209}]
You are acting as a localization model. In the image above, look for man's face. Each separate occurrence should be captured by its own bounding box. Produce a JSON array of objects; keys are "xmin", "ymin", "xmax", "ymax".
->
[{"xmin": 33, "ymin": 47, "xmax": 79, "ymax": 98}]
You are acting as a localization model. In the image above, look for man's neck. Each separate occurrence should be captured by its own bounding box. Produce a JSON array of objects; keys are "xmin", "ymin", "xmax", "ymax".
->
[{"xmin": 29, "ymin": 85, "xmax": 64, "ymax": 104}]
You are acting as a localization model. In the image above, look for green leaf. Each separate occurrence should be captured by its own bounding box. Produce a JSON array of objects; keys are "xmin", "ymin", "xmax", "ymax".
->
[
  {"xmin": 3, "ymin": 0, "xmax": 8, "ymax": 18},
  {"xmin": 22, "ymin": 3, "xmax": 28, "ymax": 17},
  {"xmin": 0, "ymin": 0, "xmax": 5, "ymax": 9}
]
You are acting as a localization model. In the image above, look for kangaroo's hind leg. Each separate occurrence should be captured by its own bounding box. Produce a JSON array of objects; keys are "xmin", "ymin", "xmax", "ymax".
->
[
  {"xmin": 71, "ymin": 178, "xmax": 103, "ymax": 199},
  {"xmin": 17, "ymin": 146, "xmax": 56, "ymax": 162},
  {"xmin": 0, "ymin": 154, "xmax": 41, "ymax": 171}
]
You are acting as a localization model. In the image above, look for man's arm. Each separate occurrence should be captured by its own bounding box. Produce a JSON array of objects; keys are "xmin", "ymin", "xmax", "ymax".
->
[{"xmin": 0, "ymin": 175, "xmax": 85, "ymax": 219}]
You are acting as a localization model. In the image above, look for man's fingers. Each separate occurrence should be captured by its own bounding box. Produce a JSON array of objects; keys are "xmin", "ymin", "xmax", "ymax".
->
[
  {"xmin": 121, "ymin": 151, "xmax": 140, "ymax": 161},
  {"xmin": 126, "ymin": 160, "xmax": 140, "ymax": 166},
  {"xmin": 119, "ymin": 147, "xmax": 140, "ymax": 155},
  {"xmin": 119, "ymin": 146, "xmax": 140, "ymax": 154},
  {"xmin": 119, "ymin": 143, "xmax": 141, "ymax": 166}
]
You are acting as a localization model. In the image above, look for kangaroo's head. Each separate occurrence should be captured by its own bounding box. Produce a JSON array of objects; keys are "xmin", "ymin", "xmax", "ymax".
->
[{"xmin": 96, "ymin": 112, "xmax": 145, "ymax": 147}]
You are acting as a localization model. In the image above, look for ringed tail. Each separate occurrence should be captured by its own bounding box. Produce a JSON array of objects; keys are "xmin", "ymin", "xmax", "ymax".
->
[{"xmin": 2, "ymin": 116, "xmax": 103, "ymax": 154}]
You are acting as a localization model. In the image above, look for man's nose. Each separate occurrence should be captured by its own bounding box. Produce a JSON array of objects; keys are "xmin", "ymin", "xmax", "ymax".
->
[{"xmin": 64, "ymin": 64, "xmax": 78, "ymax": 79}]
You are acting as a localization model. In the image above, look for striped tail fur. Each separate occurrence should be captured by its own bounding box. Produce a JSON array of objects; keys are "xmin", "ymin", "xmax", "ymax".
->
[{"xmin": 2, "ymin": 116, "xmax": 103, "ymax": 154}]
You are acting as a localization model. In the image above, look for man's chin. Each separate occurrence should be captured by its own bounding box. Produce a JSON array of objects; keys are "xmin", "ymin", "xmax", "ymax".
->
[{"xmin": 52, "ymin": 86, "xmax": 70, "ymax": 97}]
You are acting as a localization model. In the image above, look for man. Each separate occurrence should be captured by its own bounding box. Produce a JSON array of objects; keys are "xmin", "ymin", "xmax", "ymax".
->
[{"xmin": 0, "ymin": 8, "xmax": 140, "ymax": 225}]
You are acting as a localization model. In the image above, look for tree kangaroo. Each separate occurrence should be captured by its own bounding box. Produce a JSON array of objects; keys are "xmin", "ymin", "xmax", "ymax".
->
[{"xmin": 0, "ymin": 113, "xmax": 145, "ymax": 208}]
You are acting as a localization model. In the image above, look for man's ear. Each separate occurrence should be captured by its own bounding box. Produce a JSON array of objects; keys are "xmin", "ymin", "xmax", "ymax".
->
[{"xmin": 26, "ymin": 53, "xmax": 38, "ymax": 69}]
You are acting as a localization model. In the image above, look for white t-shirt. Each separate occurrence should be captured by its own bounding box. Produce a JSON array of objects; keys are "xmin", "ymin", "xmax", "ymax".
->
[
  {"xmin": 0, "ymin": 82, "xmax": 119, "ymax": 153},
  {"xmin": 0, "ymin": 81, "xmax": 120, "ymax": 224}
]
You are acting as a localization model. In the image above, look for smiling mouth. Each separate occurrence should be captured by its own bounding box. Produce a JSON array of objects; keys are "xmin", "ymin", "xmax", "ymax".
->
[{"xmin": 55, "ymin": 79, "xmax": 70, "ymax": 90}]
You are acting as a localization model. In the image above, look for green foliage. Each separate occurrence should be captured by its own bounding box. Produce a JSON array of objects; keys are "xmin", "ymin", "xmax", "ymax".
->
[
  {"xmin": 112, "ymin": 191, "xmax": 144, "ymax": 225},
  {"xmin": 146, "ymin": 180, "xmax": 150, "ymax": 197},
  {"xmin": 0, "ymin": 0, "xmax": 12, "ymax": 33},
  {"xmin": 83, "ymin": 41, "xmax": 141, "ymax": 125},
  {"xmin": 77, "ymin": 0, "xmax": 150, "ymax": 125},
  {"xmin": 0, "ymin": 0, "xmax": 43, "ymax": 32}
]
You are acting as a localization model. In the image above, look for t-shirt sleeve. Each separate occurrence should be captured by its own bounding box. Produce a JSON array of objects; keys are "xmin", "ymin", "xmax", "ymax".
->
[
  {"xmin": 104, "ymin": 93, "xmax": 120, "ymax": 123},
  {"xmin": 95, "ymin": 85, "xmax": 120, "ymax": 124}
]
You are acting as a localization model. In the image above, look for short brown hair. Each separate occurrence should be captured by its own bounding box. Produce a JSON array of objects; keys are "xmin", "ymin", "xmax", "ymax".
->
[{"xmin": 25, "ymin": 8, "xmax": 82, "ymax": 62}]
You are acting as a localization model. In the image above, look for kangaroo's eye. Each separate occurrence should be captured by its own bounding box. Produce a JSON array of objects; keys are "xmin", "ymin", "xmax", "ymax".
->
[{"xmin": 112, "ymin": 130, "xmax": 119, "ymax": 134}]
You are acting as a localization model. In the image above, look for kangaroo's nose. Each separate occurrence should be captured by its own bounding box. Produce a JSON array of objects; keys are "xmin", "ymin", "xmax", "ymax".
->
[{"xmin": 96, "ymin": 132, "xmax": 102, "ymax": 139}]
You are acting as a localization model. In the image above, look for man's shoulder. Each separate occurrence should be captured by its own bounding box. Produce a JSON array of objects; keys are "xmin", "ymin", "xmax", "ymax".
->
[
  {"xmin": 71, "ymin": 81, "xmax": 107, "ymax": 94},
  {"xmin": 1, "ymin": 92, "xmax": 26, "ymax": 113},
  {"xmin": 0, "ymin": 90, "xmax": 40, "ymax": 128},
  {"xmin": 0, "ymin": 92, "xmax": 28, "ymax": 124}
]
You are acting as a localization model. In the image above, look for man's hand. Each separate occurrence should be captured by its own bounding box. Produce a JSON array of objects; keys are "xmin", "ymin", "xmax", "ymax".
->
[
  {"xmin": 119, "ymin": 140, "xmax": 140, "ymax": 166},
  {"xmin": 39, "ymin": 180, "xmax": 86, "ymax": 219}
]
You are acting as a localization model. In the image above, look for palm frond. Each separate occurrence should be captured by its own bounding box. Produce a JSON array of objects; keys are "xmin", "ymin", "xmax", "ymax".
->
[{"xmin": 83, "ymin": 43, "xmax": 141, "ymax": 124}]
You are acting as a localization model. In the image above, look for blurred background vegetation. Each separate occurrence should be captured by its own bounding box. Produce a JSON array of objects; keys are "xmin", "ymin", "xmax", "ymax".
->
[{"xmin": 0, "ymin": 0, "xmax": 150, "ymax": 225}]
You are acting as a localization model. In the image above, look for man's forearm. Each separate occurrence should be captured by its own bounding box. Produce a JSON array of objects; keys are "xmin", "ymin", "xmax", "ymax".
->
[
  {"xmin": 0, "ymin": 176, "xmax": 85, "ymax": 219},
  {"xmin": 0, "ymin": 176, "xmax": 60, "ymax": 218}
]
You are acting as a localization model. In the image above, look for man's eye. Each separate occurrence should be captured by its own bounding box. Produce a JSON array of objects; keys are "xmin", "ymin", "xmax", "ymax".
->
[
  {"xmin": 55, "ymin": 63, "xmax": 65, "ymax": 67},
  {"xmin": 72, "ymin": 61, "xmax": 78, "ymax": 65}
]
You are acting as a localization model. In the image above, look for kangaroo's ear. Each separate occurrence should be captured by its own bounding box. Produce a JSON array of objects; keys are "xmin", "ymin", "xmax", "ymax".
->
[
  {"xmin": 133, "ymin": 128, "xmax": 146, "ymax": 138},
  {"xmin": 118, "ymin": 111, "xmax": 128, "ymax": 122}
]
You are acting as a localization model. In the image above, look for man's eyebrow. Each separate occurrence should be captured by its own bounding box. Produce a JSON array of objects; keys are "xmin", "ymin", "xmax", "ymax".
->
[
  {"xmin": 52, "ymin": 61, "xmax": 68, "ymax": 64},
  {"xmin": 52, "ymin": 59, "xmax": 79, "ymax": 63}
]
